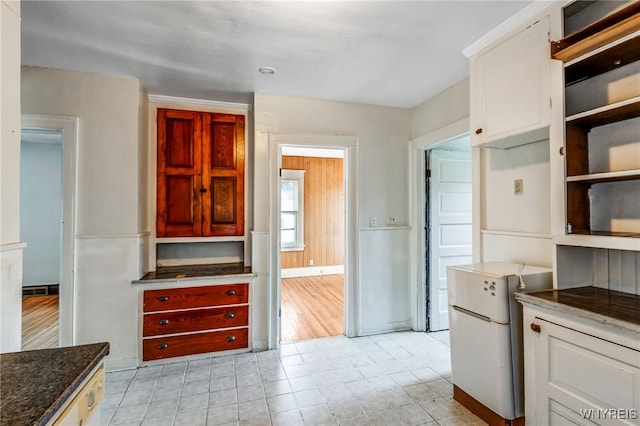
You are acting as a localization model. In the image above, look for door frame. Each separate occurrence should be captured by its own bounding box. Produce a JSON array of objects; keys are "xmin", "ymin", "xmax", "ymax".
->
[
  {"xmin": 268, "ymin": 133, "xmax": 358, "ymax": 348},
  {"xmin": 409, "ymin": 118, "xmax": 471, "ymax": 331},
  {"xmin": 21, "ymin": 114, "xmax": 78, "ymax": 347}
]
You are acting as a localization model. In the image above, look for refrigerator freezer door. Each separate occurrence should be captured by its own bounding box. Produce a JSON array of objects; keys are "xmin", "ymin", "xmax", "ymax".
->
[
  {"xmin": 449, "ymin": 306, "xmax": 516, "ymax": 419},
  {"xmin": 447, "ymin": 267, "xmax": 510, "ymax": 323}
]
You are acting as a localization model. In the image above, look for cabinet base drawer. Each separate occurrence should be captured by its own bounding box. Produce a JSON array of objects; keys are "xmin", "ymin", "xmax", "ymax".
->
[
  {"xmin": 143, "ymin": 283, "xmax": 248, "ymax": 312},
  {"xmin": 143, "ymin": 305, "xmax": 249, "ymax": 336},
  {"xmin": 143, "ymin": 328, "xmax": 249, "ymax": 361}
]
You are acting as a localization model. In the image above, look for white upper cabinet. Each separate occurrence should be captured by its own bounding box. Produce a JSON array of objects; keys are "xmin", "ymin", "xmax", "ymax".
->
[{"xmin": 470, "ymin": 16, "xmax": 551, "ymax": 149}]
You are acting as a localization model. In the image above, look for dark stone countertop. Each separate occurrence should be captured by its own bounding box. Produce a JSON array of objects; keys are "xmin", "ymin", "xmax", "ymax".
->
[
  {"xmin": 515, "ymin": 286, "xmax": 640, "ymax": 333},
  {"xmin": 0, "ymin": 342, "xmax": 109, "ymax": 426},
  {"xmin": 132, "ymin": 262, "xmax": 255, "ymax": 284}
]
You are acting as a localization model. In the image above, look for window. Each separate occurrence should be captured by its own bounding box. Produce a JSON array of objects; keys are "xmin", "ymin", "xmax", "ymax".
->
[{"xmin": 280, "ymin": 169, "xmax": 305, "ymax": 251}]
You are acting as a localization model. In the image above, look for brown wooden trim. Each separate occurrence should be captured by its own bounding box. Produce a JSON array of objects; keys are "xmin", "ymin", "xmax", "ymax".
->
[
  {"xmin": 552, "ymin": 7, "xmax": 640, "ymax": 62},
  {"xmin": 453, "ymin": 385, "xmax": 525, "ymax": 426}
]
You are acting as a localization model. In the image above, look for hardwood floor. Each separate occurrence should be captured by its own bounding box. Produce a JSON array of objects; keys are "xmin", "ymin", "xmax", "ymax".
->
[
  {"xmin": 22, "ymin": 295, "xmax": 59, "ymax": 350},
  {"xmin": 281, "ymin": 274, "xmax": 344, "ymax": 343}
]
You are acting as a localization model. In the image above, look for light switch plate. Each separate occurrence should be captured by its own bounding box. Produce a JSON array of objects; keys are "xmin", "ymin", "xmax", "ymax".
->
[{"xmin": 514, "ymin": 179, "xmax": 523, "ymax": 195}]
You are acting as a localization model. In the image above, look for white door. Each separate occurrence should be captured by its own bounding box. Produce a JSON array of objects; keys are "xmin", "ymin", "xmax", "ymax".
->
[{"xmin": 428, "ymin": 149, "xmax": 472, "ymax": 331}]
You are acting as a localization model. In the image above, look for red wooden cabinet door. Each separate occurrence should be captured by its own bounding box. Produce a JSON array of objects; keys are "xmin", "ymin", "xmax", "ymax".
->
[
  {"xmin": 157, "ymin": 109, "xmax": 244, "ymax": 237},
  {"xmin": 156, "ymin": 109, "xmax": 202, "ymax": 237},
  {"xmin": 201, "ymin": 113, "xmax": 245, "ymax": 236}
]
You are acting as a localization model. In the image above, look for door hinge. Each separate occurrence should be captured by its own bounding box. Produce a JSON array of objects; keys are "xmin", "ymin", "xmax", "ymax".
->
[
  {"xmin": 279, "ymin": 168, "xmax": 282, "ymax": 177},
  {"xmin": 426, "ymin": 169, "xmax": 431, "ymax": 178},
  {"xmin": 279, "ymin": 308, "xmax": 282, "ymax": 317}
]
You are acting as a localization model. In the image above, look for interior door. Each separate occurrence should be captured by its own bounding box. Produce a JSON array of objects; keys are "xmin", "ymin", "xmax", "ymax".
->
[{"xmin": 428, "ymin": 149, "xmax": 472, "ymax": 331}]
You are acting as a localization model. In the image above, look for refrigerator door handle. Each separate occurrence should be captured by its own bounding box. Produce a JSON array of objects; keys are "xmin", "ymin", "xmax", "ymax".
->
[{"xmin": 451, "ymin": 305, "xmax": 491, "ymax": 322}]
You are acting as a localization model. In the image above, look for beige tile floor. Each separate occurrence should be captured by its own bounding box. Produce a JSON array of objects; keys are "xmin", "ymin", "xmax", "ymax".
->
[{"xmin": 102, "ymin": 331, "xmax": 485, "ymax": 426}]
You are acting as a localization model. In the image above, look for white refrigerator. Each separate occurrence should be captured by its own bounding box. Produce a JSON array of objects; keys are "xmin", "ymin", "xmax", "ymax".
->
[{"xmin": 447, "ymin": 262, "xmax": 552, "ymax": 420}]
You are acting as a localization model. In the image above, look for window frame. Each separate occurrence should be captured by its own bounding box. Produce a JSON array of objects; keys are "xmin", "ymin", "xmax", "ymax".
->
[{"xmin": 280, "ymin": 169, "xmax": 305, "ymax": 251}]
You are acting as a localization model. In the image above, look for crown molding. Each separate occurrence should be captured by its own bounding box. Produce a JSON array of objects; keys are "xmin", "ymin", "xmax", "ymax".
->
[
  {"xmin": 147, "ymin": 94, "xmax": 250, "ymax": 112},
  {"xmin": 462, "ymin": 0, "xmax": 564, "ymax": 58}
]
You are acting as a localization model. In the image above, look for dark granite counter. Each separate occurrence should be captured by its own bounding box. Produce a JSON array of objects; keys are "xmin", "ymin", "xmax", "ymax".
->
[
  {"xmin": 132, "ymin": 262, "xmax": 255, "ymax": 284},
  {"xmin": 0, "ymin": 342, "xmax": 109, "ymax": 426},
  {"xmin": 515, "ymin": 286, "xmax": 640, "ymax": 333}
]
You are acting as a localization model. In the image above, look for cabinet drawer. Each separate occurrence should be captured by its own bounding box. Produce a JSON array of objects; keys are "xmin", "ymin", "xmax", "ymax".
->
[
  {"xmin": 143, "ymin": 305, "xmax": 249, "ymax": 337},
  {"xmin": 143, "ymin": 284, "xmax": 248, "ymax": 312},
  {"xmin": 143, "ymin": 328, "xmax": 249, "ymax": 361}
]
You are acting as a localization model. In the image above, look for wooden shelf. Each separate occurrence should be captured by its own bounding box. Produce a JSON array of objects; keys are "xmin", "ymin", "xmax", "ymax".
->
[
  {"xmin": 552, "ymin": 2, "xmax": 640, "ymax": 62},
  {"xmin": 566, "ymin": 96, "xmax": 640, "ymax": 129},
  {"xmin": 566, "ymin": 169, "xmax": 640, "ymax": 184},
  {"xmin": 568, "ymin": 229, "xmax": 640, "ymax": 238},
  {"xmin": 564, "ymin": 32, "xmax": 640, "ymax": 85}
]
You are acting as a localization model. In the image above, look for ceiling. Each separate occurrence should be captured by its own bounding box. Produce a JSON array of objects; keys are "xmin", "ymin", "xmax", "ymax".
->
[{"xmin": 21, "ymin": 1, "xmax": 533, "ymax": 109}]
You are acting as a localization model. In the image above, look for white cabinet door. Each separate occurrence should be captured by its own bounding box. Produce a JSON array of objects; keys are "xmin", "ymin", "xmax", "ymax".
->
[
  {"xmin": 471, "ymin": 16, "xmax": 551, "ymax": 149},
  {"xmin": 531, "ymin": 317, "xmax": 640, "ymax": 426}
]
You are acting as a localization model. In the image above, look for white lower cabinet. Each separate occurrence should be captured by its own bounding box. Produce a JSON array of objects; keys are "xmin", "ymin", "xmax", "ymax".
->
[{"xmin": 522, "ymin": 307, "xmax": 640, "ymax": 426}]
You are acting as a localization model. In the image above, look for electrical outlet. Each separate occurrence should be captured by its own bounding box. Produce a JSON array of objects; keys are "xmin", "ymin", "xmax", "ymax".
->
[
  {"xmin": 514, "ymin": 179, "xmax": 524, "ymax": 195},
  {"xmin": 370, "ymin": 217, "xmax": 377, "ymax": 227},
  {"xmin": 389, "ymin": 216, "xmax": 397, "ymax": 225},
  {"xmin": 309, "ymin": 259, "xmax": 314, "ymax": 266}
]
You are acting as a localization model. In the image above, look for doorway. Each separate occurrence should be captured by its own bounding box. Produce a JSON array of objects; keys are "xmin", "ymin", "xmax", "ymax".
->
[
  {"xmin": 268, "ymin": 133, "xmax": 357, "ymax": 348},
  {"xmin": 20, "ymin": 115, "xmax": 77, "ymax": 348},
  {"xmin": 425, "ymin": 138, "xmax": 472, "ymax": 331},
  {"xmin": 279, "ymin": 147, "xmax": 345, "ymax": 342}
]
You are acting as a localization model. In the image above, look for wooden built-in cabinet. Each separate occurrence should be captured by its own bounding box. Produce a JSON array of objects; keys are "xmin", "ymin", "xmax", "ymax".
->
[
  {"xmin": 470, "ymin": 15, "xmax": 551, "ymax": 148},
  {"xmin": 552, "ymin": 1, "xmax": 640, "ymax": 248},
  {"xmin": 141, "ymin": 283, "xmax": 249, "ymax": 361},
  {"xmin": 156, "ymin": 108, "xmax": 245, "ymax": 237}
]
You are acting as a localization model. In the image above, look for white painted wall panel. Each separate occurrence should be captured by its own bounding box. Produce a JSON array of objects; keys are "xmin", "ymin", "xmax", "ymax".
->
[
  {"xmin": 482, "ymin": 233, "xmax": 553, "ymax": 267},
  {"xmin": 75, "ymin": 236, "xmax": 141, "ymax": 370},
  {"xmin": 358, "ymin": 229, "xmax": 411, "ymax": 335}
]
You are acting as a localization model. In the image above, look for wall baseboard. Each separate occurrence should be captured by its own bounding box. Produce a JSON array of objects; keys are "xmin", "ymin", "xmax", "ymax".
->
[{"xmin": 281, "ymin": 265, "xmax": 344, "ymax": 278}]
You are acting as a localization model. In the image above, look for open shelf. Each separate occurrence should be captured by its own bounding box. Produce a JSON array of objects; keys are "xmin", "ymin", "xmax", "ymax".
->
[
  {"xmin": 568, "ymin": 229, "xmax": 640, "ymax": 238},
  {"xmin": 566, "ymin": 96, "xmax": 640, "ymax": 129},
  {"xmin": 565, "ymin": 32, "xmax": 640, "ymax": 85},
  {"xmin": 552, "ymin": 2, "xmax": 640, "ymax": 62},
  {"xmin": 566, "ymin": 169, "xmax": 640, "ymax": 184}
]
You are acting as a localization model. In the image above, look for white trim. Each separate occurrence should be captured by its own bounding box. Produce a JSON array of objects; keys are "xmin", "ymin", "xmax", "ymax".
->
[
  {"xmin": 147, "ymin": 94, "xmax": 249, "ymax": 112},
  {"xmin": 281, "ymin": 265, "xmax": 345, "ymax": 278},
  {"xmin": 76, "ymin": 233, "xmax": 149, "ymax": 239},
  {"xmin": 359, "ymin": 226, "xmax": 411, "ymax": 232},
  {"xmin": 269, "ymin": 132, "xmax": 358, "ymax": 348},
  {"xmin": 280, "ymin": 169, "xmax": 305, "ymax": 250},
  {"xmin": 282, "ymin": 146, "xmax": 345, "ymax": 158},
  {"xmin": 481, "ymin": 229, "xmax": 552, "ymax": 239},
  {"xmin": 410, "ymin": 117, "xmax": 470, "ymax": 150},
  {"xmin": 21, "ymin": 114, "xmax": 78, "ymax": 348},
  {"xmin": 462, "ymin": 0, "xmax": 563, "ymax": 58},
  {"xmin": 0, "ymin": 242, "xmax": 27, "ymax": 252}
]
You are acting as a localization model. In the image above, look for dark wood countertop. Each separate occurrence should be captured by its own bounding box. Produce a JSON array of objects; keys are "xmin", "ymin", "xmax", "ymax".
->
[
  {"xmin": 0, "ymin": 342, "xmax": 109, "ymax": 426},
  {"xmin": 516, "ymin": 287, "xmax": 640, "ymax": 332},
  {"xmin": 132, "ymin": 262, "xmax": 255, "ymax": 284}
]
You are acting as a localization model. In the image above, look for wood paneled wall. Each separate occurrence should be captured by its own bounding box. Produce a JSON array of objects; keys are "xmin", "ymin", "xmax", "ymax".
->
[{"xmin": 281, "ymin": 156, "xmax": 344, "ymax": 269}]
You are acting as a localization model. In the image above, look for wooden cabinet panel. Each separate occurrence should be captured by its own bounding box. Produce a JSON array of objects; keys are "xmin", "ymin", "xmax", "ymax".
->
[
  {"xmin": 143, "ymin": 283, "xmax": 248, "ymax": 312},
  {"xmin": 156, "ymin": 109, "xmax": 244, "ymax": 237},
  {"xmin": 143, "ymin": 327, "xmax": 249, "ymax": 361},
  {"xmin": 143, "ymin": 305, "xmax": 249, "ymax": 336}
]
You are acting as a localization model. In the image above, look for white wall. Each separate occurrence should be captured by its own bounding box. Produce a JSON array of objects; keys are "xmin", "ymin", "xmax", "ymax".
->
[
  {"xmin": 412, "ymin": 78, "xmax": 469, "ymax": 140},
  {"xmin": 1, "ymin": 0, "xmax": 23, "ymax": 353},
  {"xmin": 253, "ymin": 93, "xmax": 413, "ymax": 338},
  {"xmin": 20, "ymin": 140, "xmax": 62, "ymax": 286},
  {"xmin": 21, "ymin": 67, "xmax": 146, "ymax": 369}
]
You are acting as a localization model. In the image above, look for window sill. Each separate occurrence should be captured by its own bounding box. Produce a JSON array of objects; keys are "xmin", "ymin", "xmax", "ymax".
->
[{"xmin": 281, "ymin": 245, "xmax": 305, "ymax": 252}]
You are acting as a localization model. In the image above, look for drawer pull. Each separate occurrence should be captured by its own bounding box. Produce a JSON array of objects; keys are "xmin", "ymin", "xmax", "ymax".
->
[
  {"xmin": 475, "ymin": 128, "xmax": 483, "ymax": 135},
  {"xmin": 158, "ymin": 343, "xmax": 169, "ymax": 350},
  {"xmin": 225, "ymin": 312, "xmax": 236, "ymax": 319},
  {"xmin": 226, "ymin": 290, "xmax": 236, "ymax": 296},
  {"xmin": 158, "ymin": 296, "xmax": 170, "ymax": 302},
  {"xmin": 159, "ymin": 319, "xmax": 170, "ymax": 325},
  {"xmin": 226, "ymin": 335, "xmax": 236, "ymax": 342},
  {"xmin": 530, "ymin": 322, "xmax": 541, "ymax": 333}
]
